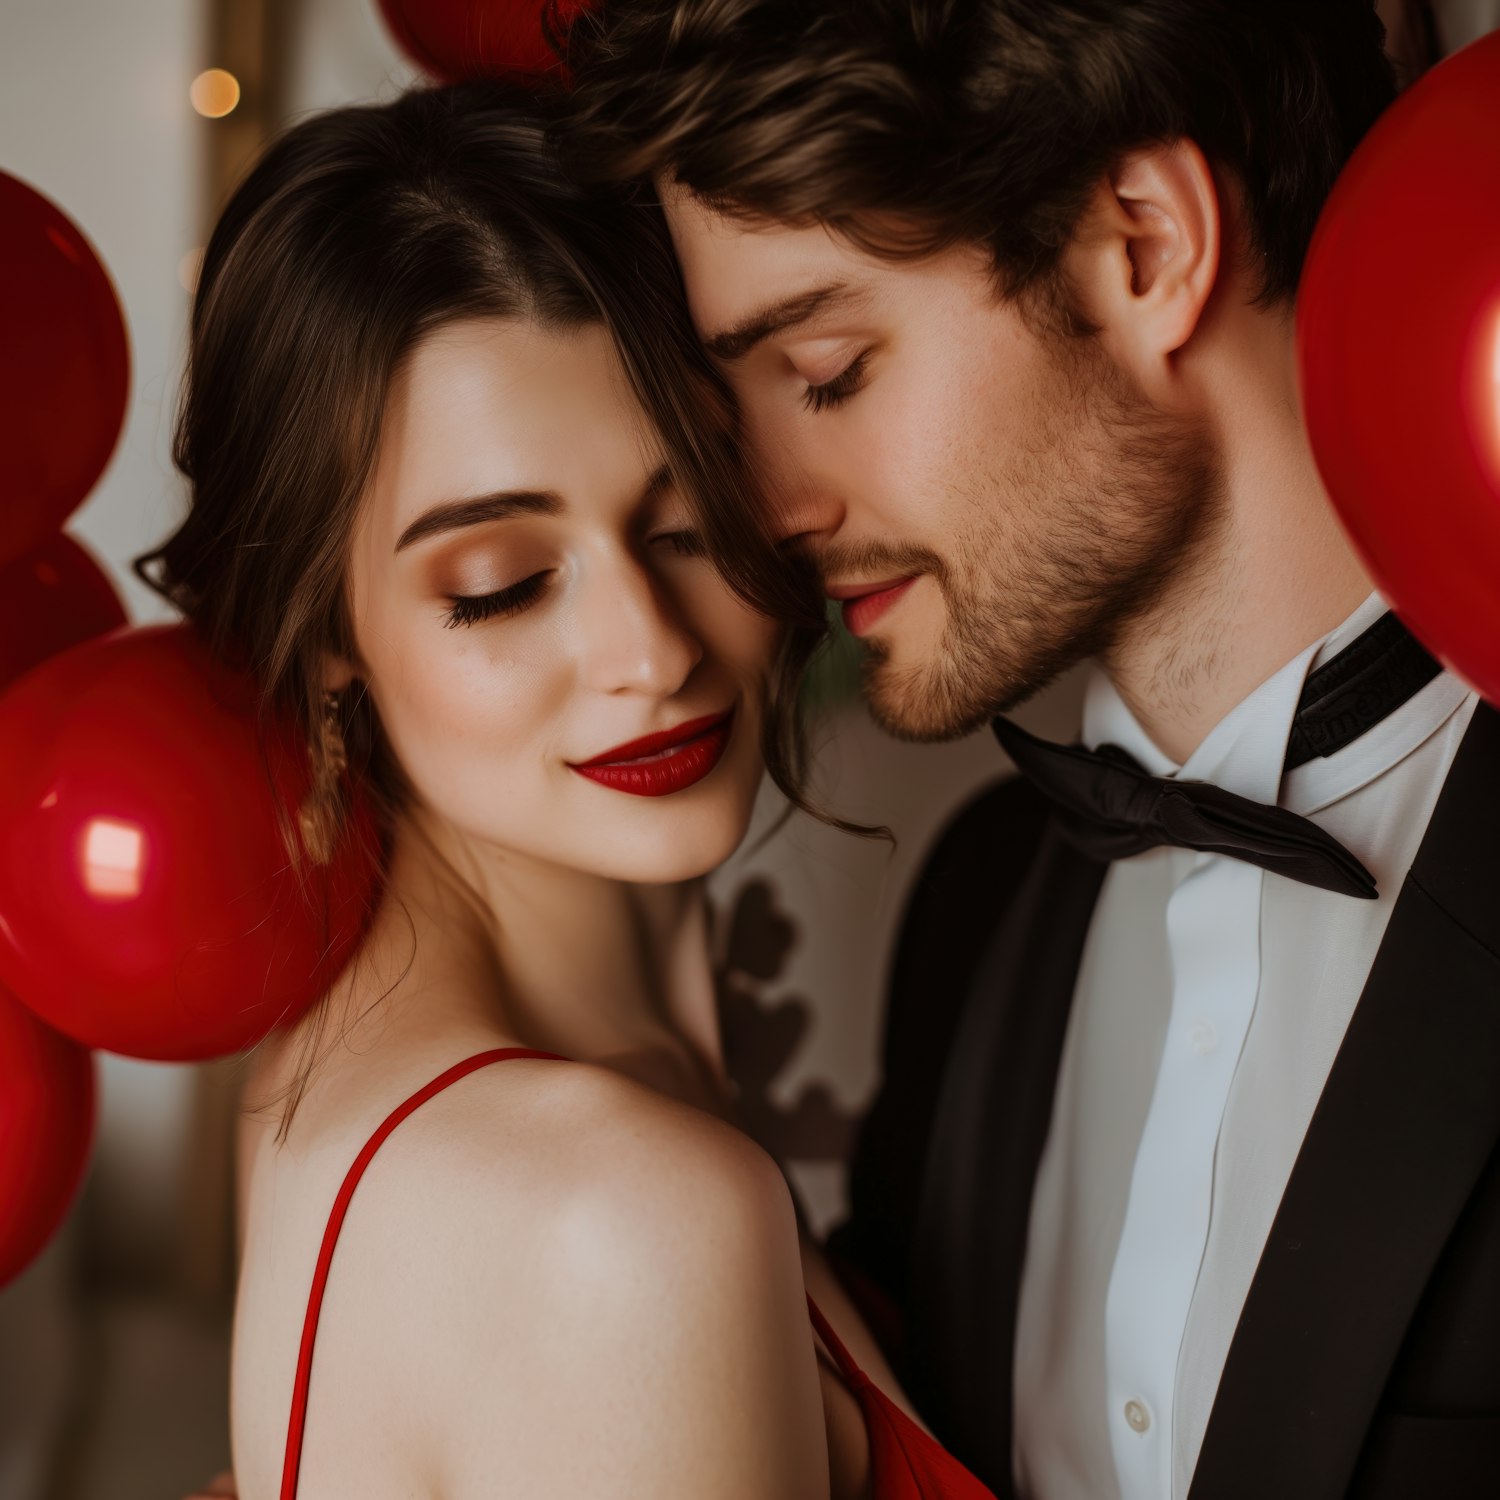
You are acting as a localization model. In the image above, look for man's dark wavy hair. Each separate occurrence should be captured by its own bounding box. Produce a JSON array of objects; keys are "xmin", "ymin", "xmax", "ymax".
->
[{"xmin": 562, "ymin": 0, "xmax": 1396, "ymax": 308}]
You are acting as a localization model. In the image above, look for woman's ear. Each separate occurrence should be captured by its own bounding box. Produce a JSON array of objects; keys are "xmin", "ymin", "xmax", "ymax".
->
[
  {"xmin": 319, "ymin": 649, "xmax": 359, "ymax": 696},
  {"xmin": 1061, "ymin": 137, "xmax": 1222, "ymax": 400}
]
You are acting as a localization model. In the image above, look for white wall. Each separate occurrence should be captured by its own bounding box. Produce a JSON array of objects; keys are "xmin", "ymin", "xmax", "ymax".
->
[{"xmin": 279, "ymin": 0, "xmax": 417, "ymax": 114}]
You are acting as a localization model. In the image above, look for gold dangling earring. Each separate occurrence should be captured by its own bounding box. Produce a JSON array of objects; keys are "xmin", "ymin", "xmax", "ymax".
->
[{"xmin": 298, "ymin": 689, "xmax": 348, "ymax": 866}]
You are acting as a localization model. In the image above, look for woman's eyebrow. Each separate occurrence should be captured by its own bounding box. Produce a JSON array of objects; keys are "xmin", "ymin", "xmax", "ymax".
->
[
  {"xmin": 394, "ymin": 490, "xmax": 561, "ymax": 553},
  {"xmin": 393, "ymin": 465, "xmax": 671, "ymax": 553}
]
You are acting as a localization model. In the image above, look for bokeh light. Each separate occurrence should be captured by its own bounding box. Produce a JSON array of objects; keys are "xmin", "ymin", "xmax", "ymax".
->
[{"xmin": 189, "ymin": 68, "xmax": 240, "ymax": 118}]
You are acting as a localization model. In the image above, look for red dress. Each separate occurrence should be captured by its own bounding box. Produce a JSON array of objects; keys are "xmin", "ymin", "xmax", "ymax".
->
[{"xmin": 278, "ymin": 1049, "xmax": 998, "ymax": 1499}]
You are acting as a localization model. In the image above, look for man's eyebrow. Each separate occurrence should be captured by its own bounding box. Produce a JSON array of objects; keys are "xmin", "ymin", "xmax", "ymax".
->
[
  {"xmin": 703, "ymin": 282, "xmax": 863, "ymax": 362},
  {"xmin": 394, "ymin": 490, "xmax": 560, "ymax": 553}
]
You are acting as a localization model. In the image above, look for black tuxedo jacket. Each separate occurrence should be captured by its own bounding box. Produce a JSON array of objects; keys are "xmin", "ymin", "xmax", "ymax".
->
[{"xmin": 826, "ymin": 702, "xmax": 1500, "ymax": 1499}]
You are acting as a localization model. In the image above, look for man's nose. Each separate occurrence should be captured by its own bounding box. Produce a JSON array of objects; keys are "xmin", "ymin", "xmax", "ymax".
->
[
  {"xmin": 741, "ymin": 412, "xmax": 847, "ymax": 554},
  {"xmin": 766, "ymin": 482, "xmax": 847, "ymax": 557},
  {"xmin": 574, "ymin": 559, "xmax": 703, "ymax": 698}
]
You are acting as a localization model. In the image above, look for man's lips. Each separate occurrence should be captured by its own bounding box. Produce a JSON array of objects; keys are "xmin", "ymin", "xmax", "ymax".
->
[
  {"xmin": 826, "ymin": 576, "xmax": 918, "ymax": 637},
  {"xmin": 569, "ymin": 710, "xmax": 735, "ymax": 797}
]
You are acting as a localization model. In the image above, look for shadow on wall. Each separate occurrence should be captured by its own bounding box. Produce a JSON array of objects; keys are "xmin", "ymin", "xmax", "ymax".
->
[{"xmin": 716, "ymin": 877, "xmax": 862, "ymax": 1166}]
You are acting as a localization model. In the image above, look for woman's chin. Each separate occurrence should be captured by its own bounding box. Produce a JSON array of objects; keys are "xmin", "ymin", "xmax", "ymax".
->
[{"xmin": 581, "ymin": 793, "xmax": 758, "ymax": 885}]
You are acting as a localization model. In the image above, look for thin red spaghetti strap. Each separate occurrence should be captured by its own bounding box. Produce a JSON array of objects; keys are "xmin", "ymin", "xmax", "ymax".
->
[
  {"xmin": 278, "ymin": 1047, "xmax": 567, "ymax": 1500},
  {"xmin": 807, "ymin": 1294, "xmax": 872, "ymax": 1389}
]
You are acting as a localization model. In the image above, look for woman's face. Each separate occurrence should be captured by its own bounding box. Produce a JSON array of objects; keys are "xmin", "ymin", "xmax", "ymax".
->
[{"xmin": 342, "ymin": 317, "xmax": 777, "ymax": 884}]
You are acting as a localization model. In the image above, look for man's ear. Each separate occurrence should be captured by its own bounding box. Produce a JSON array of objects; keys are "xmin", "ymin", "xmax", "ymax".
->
[{"xmin": 1064, "ymin": 138, "xmax": 1221, "ymax": 398}]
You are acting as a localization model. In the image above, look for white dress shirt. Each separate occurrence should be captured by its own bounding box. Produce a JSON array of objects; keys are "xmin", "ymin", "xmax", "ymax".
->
[{"xmin": 1011, "ymin": 594, "xmax": 1479, "ymax": 1500}]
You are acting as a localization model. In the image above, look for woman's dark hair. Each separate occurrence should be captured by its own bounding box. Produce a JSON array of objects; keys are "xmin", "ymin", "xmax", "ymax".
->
[
  {"xmin": 134, "ymin": 81, "xmax": 836, "ymax": 1121},
  {"xmin": 562, "ymin": 0, "xmax": 1397, "ymax": 310}
]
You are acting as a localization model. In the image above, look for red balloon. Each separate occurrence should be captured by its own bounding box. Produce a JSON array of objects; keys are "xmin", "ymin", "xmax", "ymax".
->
[
  {"xmin": 0, "ymin": 532, "xmax": 127, "ymax": 696},
  {"xmin": 0, "ymin": 983, "xmax": 95, "ymax": 1289},
  {"xmin": 376, "ymin": 0, "xmax": 592, "ymax": 80},
  {"xmin": 0, "ymin": 624, "xmax": 384, "ymax": 1061},
  {"xmin": 1298, "ymin": 32, "xmax": 1500, "ymax": 705},
  {"xmin": 0, "ymin": 172, "xmax": 130, "ymax": 568}
]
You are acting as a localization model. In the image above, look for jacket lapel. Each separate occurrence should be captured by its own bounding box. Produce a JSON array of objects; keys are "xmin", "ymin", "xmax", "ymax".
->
[
  {"xmin": 908, "ymin": 821, "xmax": 1107, "ymax": 1486},
  {"xmin": 1190, "ymin": 702, "xmax": 1500, "ymax": 1500}
]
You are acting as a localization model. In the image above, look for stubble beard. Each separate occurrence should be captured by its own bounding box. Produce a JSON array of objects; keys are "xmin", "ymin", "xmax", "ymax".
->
[{"xmin": 863, "ymin": 339, "xmax": 1225, "ymax": 743}]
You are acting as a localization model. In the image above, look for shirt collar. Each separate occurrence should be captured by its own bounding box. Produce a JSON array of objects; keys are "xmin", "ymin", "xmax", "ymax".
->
[{"xmin": 1080, "ymin": 593, "xmax": 1473, "ymax": 813}]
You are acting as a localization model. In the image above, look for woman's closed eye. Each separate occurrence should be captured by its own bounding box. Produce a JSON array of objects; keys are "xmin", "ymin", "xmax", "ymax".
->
[
  {"xmin": 802, "ymin": 350, "xmax": 871, "ymax": 414},
  {"xmin": 653, "ymin": 527, "xmax": 709, "ymax": 559},
  {"xmin": 443, "ymin": 570, "xmax": 552, "ymax": 629},
  {"xmin": 442, "ymin": 529, "xmax": 703, "ymax": 629}
]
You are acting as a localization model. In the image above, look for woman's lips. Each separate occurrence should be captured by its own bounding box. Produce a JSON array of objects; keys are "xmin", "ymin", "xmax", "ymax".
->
[
  {"xmin": 569, "ymin": 710, "xmax": 735, "ymax": 798},
  {"xmin": 828, "ymin": 577, "xmax": 918, "ymax": 637}
]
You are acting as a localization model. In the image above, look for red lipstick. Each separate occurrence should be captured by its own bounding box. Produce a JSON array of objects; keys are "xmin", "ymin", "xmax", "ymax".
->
[
  {"xmin": 570, "ymin": 710, "xmax": 734, "ymax": 797},
  {"xmin": 826, "ymin": 577, "xmax": 917, "ymax": 637}
]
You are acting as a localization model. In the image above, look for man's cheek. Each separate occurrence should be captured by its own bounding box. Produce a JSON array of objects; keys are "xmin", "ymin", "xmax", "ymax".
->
[
  {"xmin": 739, "ymin": 396, "xmax": 803, "ymax": 477},
  {"xmin": 847, "ymin": 397, "xmax": 952, "ymax": 530}
]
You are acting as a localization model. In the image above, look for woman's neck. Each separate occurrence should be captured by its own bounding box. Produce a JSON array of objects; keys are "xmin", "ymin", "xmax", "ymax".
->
[{"xmin": 345, "ymin": 810, "xmax": 728, "ymax": 1108}]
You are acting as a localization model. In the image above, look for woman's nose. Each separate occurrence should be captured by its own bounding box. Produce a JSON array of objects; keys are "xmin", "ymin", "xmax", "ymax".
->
[{"xmin": 574, "ymin": 559, "xmax": 703, "ymax": 698}]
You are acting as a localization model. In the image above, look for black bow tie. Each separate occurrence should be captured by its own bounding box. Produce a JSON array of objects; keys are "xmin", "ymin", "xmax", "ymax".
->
[{"xmin": 992, "ymin": 611, "xmax": 1441, "ymax": 900}]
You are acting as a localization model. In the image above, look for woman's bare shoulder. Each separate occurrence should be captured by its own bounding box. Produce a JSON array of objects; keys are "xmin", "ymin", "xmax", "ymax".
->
[
  {"xmin": 341, "ymin": 1058, "xmax": 828, "ymax": 1496},
  {"xmin": 365, "ymin": 1055, "xmax": 794, "ymax": 1269}
]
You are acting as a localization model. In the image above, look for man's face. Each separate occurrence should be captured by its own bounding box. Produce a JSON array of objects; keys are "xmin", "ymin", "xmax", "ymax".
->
[{"xmin": 664, "ymin": 190, "xmax": 1220, "ymax": 741}]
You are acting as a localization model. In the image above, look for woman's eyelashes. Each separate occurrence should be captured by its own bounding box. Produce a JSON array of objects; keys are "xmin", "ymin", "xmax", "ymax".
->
[
  {"xmin": 801, "ymin": 349, "xmax": 871, "ymax": 414},
  {"xmin": 443, "ymin": 570, "xmax": 551, "ymax": 629},
  {"xmin": 654, "ymin": 527, "xmax": 708, "ymax": 558},
  {"xmin": 441, "ymin": 530, "xmax": 706, "ymax": 629}
]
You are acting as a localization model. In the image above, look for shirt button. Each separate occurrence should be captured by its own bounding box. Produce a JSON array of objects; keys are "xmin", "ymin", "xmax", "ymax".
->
[
  {"xmin": 1124, "ymin": 1399, "xmax": 1152, "ymax": 1434},
  {"xmin": 1187, "ymin": 1020, "xmax": 1218, "ymax": 1055}
]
